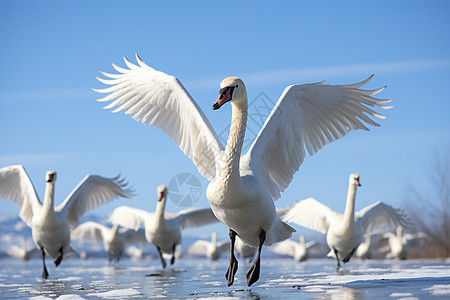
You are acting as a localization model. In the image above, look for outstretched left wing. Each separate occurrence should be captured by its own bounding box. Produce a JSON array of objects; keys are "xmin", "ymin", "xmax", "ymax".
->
[{"xmin": 355, "ymin": 201, "xmax": 408, "ymax": 235}]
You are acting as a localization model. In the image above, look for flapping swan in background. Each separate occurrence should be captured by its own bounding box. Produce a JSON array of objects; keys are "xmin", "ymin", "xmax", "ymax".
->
[
  {"xmin": 0, "ymin": 165, "xmax": 132, "ymax": 278},
  {"xmin": 72, "ymin": 221, "xmax": 146, "ymax": 262},
  {"xmin": 283, "ymin": 174, "xmax": 407, "ymax": 270},
  {"xmin": 271, "ymin": 235, "xmax": 318, "ymax": 262},
  {"xmin": 356, "ymin": 234, "xmax": 373, "ymax": 259},
  {"xmin": 188, "ymin": 232, "xmax": 230, "ymax": 261},
  {"xmin": 379, "ymin": 226, "xmax": 426, "ymax": 260},
  {"xmin": 6, "ymin": 237, "xmax": 39, "ymax": 260},
  {"xmin": 94, "ymin": 55, "xmax": 392, "ymax": 286},
  {"xmin": 108, "ymin": 185, "xmax": 218, "ymax": 268}
]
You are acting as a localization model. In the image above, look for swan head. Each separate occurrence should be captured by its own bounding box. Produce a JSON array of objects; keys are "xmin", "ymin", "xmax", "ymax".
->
[
  {"xmin": 349, "ymin": 173, "xmax": 361, "ymax": 187},
  {"xmin": 45, "ymin": 171, "xmax": 57, "ymax": 183},
  {"xmin": 157, "ymin": 185, "xmax": 167, "ymax": 202},
  {"xmin": 212, "ymin": 77, "xmax": 247, "ymax": 110}
]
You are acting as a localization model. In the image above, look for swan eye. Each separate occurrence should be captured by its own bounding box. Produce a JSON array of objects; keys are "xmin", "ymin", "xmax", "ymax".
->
[{"xmin": 236, "ymin": 85, "xmax": 238, "ymax": 88}]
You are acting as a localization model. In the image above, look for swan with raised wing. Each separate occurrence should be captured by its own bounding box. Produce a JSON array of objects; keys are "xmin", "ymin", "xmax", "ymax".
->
[
  {"xmin": 94, "ymin": 55, "xmax": 392, "ymax": 286},
  {"xmin": 188, "ymin": 232, "xmax": 230, "ymax": 261},
  {"xmin": 271, "ymin": 235, "xmax": 318, "ymax": 261},
  {"xmin": 108, "ymin": 185, "xmax": 218, "ymax": 268},
  {"xmin": 283, "ymin": 174, "xmax": 407, "ymax": 270},
  {"xmin": 0, "ymin": 165, "xmax": 132, "ymax": 278},
  {"xmin": 72, "ymin": 221, "xmax": 146, "ymax": 262}
]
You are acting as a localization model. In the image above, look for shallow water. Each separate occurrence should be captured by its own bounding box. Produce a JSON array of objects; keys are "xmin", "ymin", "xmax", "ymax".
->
[{"xmin": 0, "ymin": 256, "xmax": 449, "ymax": 299}]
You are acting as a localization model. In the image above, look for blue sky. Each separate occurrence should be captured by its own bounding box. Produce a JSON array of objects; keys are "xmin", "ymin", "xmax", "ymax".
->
[{"xmin": 1, "ymin": 1, "xmax": 449, "ymax": 240}]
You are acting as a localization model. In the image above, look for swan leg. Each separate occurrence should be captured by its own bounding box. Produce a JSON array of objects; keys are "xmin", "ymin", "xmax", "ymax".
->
[
  {"xmin": 40, "ymin": 246, "xmax": 49, "ymax": 279},
  {"xmin": 334, "ymin": 248, "xmax": 341, "ymax": 271},
  {"xmin": 170, "ymin": 244, "xmax": 176, "ymax": 265},
  {"xmin": 54, "ymin": 247, "xmax": 63, "ymax": 267},
  {"xmin": 225, "ymin": 229, "xmax": 239, "ymax": 287},
  {"xmin": 156, "ymin": 246, "xmax": 166, "ymax": 269},
  {"xmin": 343, "ymin": 248, "xmax": 356, "ymax": 263},
  {"xmin": 245, "ymin": 229, "xmax": 266, "ymax": 287}
]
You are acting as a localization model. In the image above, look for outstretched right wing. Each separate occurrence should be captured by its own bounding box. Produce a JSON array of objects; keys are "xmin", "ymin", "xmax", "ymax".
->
[
  {"xmin": 94, "ymin": 55, "xmax": 225, "ymax": 181},
  {"xmin": 0, "ymin": 165, "xmax": 42, "ymax": 226}
]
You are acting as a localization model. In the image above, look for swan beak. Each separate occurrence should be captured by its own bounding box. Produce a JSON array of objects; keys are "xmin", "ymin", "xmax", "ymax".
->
[
  {"xmin": 355, "ymin": 178, "xmax": 361, "ymax": 186},
  {"xmin": 212, "ymin": 86, "xmax": 235, "ymax": 110},
  {"xmin": 158, "ymin": 192, "xmax": 164, "ymax": 202}
]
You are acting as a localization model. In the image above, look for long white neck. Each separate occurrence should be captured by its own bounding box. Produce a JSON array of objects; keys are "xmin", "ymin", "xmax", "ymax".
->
[
  {"xmin": 219, "ymin": 100, "xmax": 248, "ymax": 183},
  {"xmin": 342, "ymin": 182, "xmax": 357, "ymax": 228},
  {"xmin": 155, "ymin": 198, "xmax": 167, "ymax": 228},
  {"xmin": 211, "ymin": 232, "xmax": 217, "ymax": 247},
  {"xmin": 43, "ymin": 181, "xmax": 56, "ymax": 217}
]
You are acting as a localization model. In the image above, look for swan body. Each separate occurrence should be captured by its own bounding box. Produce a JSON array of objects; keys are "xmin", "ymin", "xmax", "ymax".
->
[
  {"xmin": 188, "ymin": 232, "xmax": 230, "ymax": 261},
  {"xmin": 356, "ymin": 235, "xmax": 372, "ymax": 259},
  {"xmin": 95, "ymin": 55, "xmax": 392, "ymax": 285},
  {"xmin": 271, "ymin": 235, "xmax": 317, "ymax": 261},
  {"xmin": 109, "ymin": 185, "xmax": 218, "ymax": 268},
  {"xmin": 0, "ymin": 165, "xmax": 132, "ymax": 278},
  {"xmin": 283, "ymin": 174, "xmax": 407, "ymax": 269},
  {"xmin": 72, "ymin": 221, "xmax": 146, "ymax": 262}
]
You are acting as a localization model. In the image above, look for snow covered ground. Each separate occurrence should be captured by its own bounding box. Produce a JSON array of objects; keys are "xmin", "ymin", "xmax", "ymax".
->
[{"xmin": 0, "ymin": 256, "xmax": 449, "ymax": 299}]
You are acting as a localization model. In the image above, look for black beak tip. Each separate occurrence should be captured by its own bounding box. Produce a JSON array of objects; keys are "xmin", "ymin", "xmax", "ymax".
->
[{"xmin": 212, "ymin": 103, "xmax": 220, "ymax": 110}]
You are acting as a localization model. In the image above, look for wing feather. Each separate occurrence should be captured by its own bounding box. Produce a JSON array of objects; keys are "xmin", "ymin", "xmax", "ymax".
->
[
  {"xmin": 94, "ymin": 55, "xmax": 225, "ymax": 181},
  {"xmin": 56, "ymin": 175, "xmax": 132, "ymax": 228},
  {"xmin": 0, "ymin": 165, "xmax": 42, "ymax": 226},
  {"xmin": 172, "ymin": 207, "xmax": 219, "ymax": 229},
  {"xmin": 281, "ymin": 198, "xmax": 342, "ymax": 234},
  {"xmin": 108, "ymin": 206, "xmax": 154, "ymax": 231},
  {"xmin": 355, "ymin": 201, "xmax": 408, "ymax": 235},
  {"xmin": 241, "ymin": 76, "xmax": 392, "ymax": 200},
  {"xmin": 71, "ymin": 221, "xmax": 106, "ymax": 242}
]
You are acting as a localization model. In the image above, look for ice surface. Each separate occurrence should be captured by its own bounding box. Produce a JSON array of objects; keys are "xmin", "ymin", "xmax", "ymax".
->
[{"xmin": 0, "ymin": 257, "xmax": 449, "ymax": 299}]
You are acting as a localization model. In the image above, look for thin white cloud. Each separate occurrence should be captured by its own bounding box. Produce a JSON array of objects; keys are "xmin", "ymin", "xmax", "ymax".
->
[
  {"xmin": 0, "ymin": 88, "xmax": 92, "ymax": 102},
  {"xmin": 186, "ymin": 59, "xmax": 450, "ymax": 90},
  {"xmin": 0, "ymin": 153, "xmax": 71, "ymax": 167}
]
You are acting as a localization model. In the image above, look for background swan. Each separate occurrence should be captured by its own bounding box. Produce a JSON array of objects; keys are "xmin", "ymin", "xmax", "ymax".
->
[
  {"xmin": 6, "ymin": 237, "xmax": 39, "ymax": 260},
  {"xmin": 235, "ymin": 237, "xmax": 256, "ymax": 262},
  {"xmin": 0, "ymin": 165, "xmax": 132, "ymax": 278},
  {"xmin": 356, "ymin": 235, "xmax": 373, "ymax": 259},
  {"xmin": 108, "ymin": 185, "xmax": 218, "ymax": 268},
  {"xmin": 94, "ymin": 55, "xmax": 392, "ymax": 286},
  {"xmin": 271, "ymin": 235, "xmax": 318, "ymax": 262},
  {"xmin": 188, "ymin": 232, "xmax": 230, "ymax": 261},
  {"xmin": 72, "ymin": 221, "xmax": 146, "ymax": 262},
  {"xmin": 379, "ymin": 226, "xmax": 426, "ymax": 260},
  {"xmin": 283, "ymin": 173, "xmax": 407, "ymax": 270}
]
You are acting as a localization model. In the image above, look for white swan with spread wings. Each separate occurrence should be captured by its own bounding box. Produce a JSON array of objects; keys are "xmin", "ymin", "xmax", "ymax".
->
[
  {"xmin": 0, "ymin": 165, "xmax": 132, "ymax": 278},
  {"xmin": 94, "ymin": 55, "xmax": 392, "ymax": 286}
]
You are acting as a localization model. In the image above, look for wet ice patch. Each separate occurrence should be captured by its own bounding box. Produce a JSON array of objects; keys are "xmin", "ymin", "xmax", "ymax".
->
[
  {"xmin": 423, "ymin": 284, "xmax": 450, "ymax": 296},
  {"xmin": 87, "ymin": 288, "xmax": 141, "ymax": 298}
]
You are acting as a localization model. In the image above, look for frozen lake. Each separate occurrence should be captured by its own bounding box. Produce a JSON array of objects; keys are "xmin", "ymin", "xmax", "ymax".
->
[{"xmin": 0, "ymin": 256, "xmax": 449, "ymax": 299}]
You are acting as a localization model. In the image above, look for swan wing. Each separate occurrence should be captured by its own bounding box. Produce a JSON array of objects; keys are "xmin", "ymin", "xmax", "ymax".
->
[
  {"xmin": 94, "ymin": 55, "xmax": 225, "ymax": 181},
  {"xmin": 271, "ymin": 239, "xmax": 296, "ymax": 256},
  {"xmin": 108, "ymin": 206, "xmax": 154, "ymax": 231},
  {"xmin": 0, "ymin": 165, "xmax": 42, "ymax": 226},
  {"xmin": 242, "ymin": 76, "xmax": 392, "ymax": 200},
  {"xmin": 187, "ymin": 240, "xmax": 209, "ymax": 255},
  {"xmin": 56, "ymin": 175, "xmax": 132, "ymax": 228},
  {"xmin": 217, "ymin": 240, "xmax": 231, "ymax": 252},
  {"xmin": 71, "ymin": 221, "xmax": 106, "ymax": 242},
  {"xmin": 355, "ymin": 201, "xmax": 407, "ymax": 235},
  {"xmin": 173, "ymin": 207, "xmax": 218, "ymax": 229},
  {"xmin": 282, "ymin": 198, "xmax": 341, "ymax": 234},
  {"xmin": 124, "ymin": 228, "xmax": 147, "ymax": 244}
]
